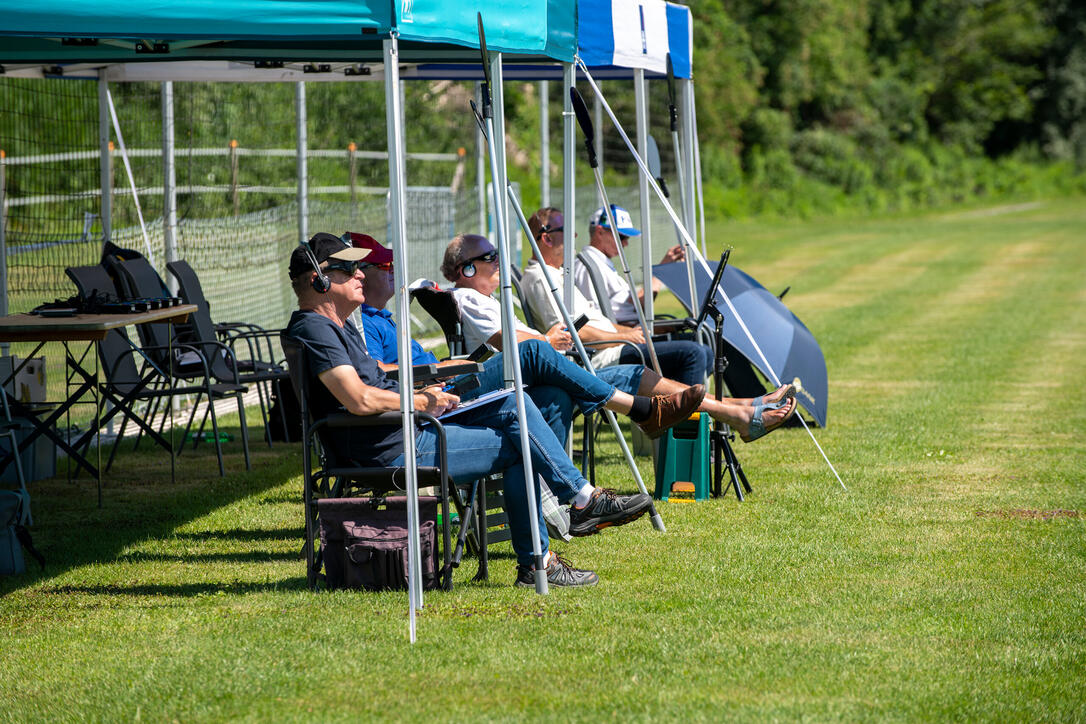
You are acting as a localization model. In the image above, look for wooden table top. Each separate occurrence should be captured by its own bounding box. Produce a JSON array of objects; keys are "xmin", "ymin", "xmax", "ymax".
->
[{"xmin": 0, "ymin": 305, "xmax": 196, "ymax": 343}]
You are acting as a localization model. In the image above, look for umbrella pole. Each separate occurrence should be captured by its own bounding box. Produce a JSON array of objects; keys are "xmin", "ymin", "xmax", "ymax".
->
[
  {"xmin": 577, "ymin": 60, "xmax": 847, "ymax": 492},
  {"xmin": 507, "ymin": 186, "xmax": 666, "ymax": 532}
]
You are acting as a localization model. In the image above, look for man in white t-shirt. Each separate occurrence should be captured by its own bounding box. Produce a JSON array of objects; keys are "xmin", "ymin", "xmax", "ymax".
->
[
  {"xmin": 573, "ymin": 204, "xmax": 684, "ymax": 325},
  {"xmin": 446, "ymin": 226, "xmax": 798, "ymax": 444}
]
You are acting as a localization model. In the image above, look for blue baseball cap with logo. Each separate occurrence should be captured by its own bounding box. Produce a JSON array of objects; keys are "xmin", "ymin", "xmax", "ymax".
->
[{"xmin": 588, "ymin": 205, "xmax": 641, "ymax": 237}]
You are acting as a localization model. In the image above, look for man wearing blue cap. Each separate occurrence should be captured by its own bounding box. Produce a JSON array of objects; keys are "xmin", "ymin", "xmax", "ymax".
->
[{"xmin": 574, "ymin": 205, "xmax": 685, "ymax": 325}]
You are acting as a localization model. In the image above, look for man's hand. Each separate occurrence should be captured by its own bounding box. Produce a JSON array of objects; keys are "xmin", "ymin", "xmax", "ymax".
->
[
  {"xmin": 414, "ymin": 385, "xmax": 459, "ymax": 416},
  {"xmin": 660, "ymin": 245, "xmax": 685, "ymax": 264},
  {"xmin": 618, "ymin": 325, "xmax": 646, "ymax": 345},
  {"xmin": 544, "ymin": 322, "xmax": 573, "ymax": 351}
]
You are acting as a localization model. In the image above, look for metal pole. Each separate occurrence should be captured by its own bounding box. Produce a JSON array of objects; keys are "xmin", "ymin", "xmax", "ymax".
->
[
  {"xmin": 539, "ymin": 80, "xmax": 550, "ymax": 207},
  {"xmin": 295, "ymin": 82, "xmax": 308, "ymax": 243},
  {"xmin": 679, "ymin": 78, "xmax": 698, "ymax": 245},
  {"xmin": 508, "ymin": 186, "xmax": 665, "ymax": 532},
  {"xmin": 479, "ymin": 46, "xmax": 548, "ymax": 593},
  {"xmin": 0, "ymin": 149, "xmax": 8, "ymax": 351},
  {"xmin": 690, "ymin": 82, "xmax": 708, "ymax": 257},
  {"xmin": 561, "ymin": 62, "xmax": 576, "ymax": 312},
  {"xmin": 162, "ymin": 82, "xmax": 179, "ymax": 284},
  {"xmin": 634, "ymin": 69, "xmax": 653, "ymax": 330},
  {"xmin": 593, "ymin": 93, "xmax": 604, "ymax": 206},
  {"xmin": 475, "ymin": 83, "xmax": 488, "ymax": 236},
  {"xmin": 97, "ymin": 74, "xmax": 112, "ymax": 244},
  {"xmin": 230, "ymin": 140, "xmax": 240, "ymax": 218},
  {"xmin": 490, "ymin": 56, "xmax": 515, "ymax": 266},
  {"xmin": 384, "ymin": 37, "xmax": 424, "ymax": 640}
]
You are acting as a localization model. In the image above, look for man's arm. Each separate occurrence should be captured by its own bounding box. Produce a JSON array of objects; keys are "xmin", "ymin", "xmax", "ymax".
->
[
  {"xmin": 318, "ymin": 365, "xmax": 458, "ymax": 416},
  {"xmin": 577, "ymin": 322, "xmax": 645, "ymax": 347}
]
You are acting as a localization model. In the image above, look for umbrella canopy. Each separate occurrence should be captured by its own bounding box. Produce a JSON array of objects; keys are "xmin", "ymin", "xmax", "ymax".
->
[{"xmin": 653, "ymin": 261, "xmax": 829, "ymax": 427}]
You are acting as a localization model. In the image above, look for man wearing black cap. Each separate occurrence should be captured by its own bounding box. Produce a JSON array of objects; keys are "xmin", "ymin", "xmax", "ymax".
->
[{"xmin": 284, "ymin": 233, "xmax": 664, "ymax": 587}]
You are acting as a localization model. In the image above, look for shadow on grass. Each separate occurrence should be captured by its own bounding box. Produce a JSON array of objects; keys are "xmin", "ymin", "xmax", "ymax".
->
[
  {"xmin": 39, "ymin": 579, "xmax": 308, "ymax": 597},
  {"xmin": 1, "ymin": 424, "xmax": 306, "ymax": 597}
]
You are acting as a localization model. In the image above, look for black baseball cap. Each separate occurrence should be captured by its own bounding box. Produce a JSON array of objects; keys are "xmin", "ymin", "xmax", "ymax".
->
[{"xmin": 288, "ymin": 232, "xmax": 370, "ymax": 280}]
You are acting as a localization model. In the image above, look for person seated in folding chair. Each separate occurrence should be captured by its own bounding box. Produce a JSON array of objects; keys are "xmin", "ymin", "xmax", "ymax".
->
[
  {"xmin": 346, "ymin": 233, "xmax": 699, "ymax": 444},
  {"xmin": 285, "ymin": 233, "xmax": 671, "ymax": 588},
  {"xmin": 574, "ymin": 204, "xmax": 685, "ymax": 326},
  {"xmin": 472, "ymin": 221, "xmax": 797, "ymax": 444},
  {"xmin": 344, "ymin": 232, "xmax": 701, "ymax": 526},
  {"xmin": 575, "ymin": 204, "xmax": 768, "ymax": 400}
]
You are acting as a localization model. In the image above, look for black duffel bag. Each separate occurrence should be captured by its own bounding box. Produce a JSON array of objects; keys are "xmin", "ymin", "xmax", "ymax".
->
[{"xmin": 316, "ymin": 496, "xmax": 439, "ymax": 592}]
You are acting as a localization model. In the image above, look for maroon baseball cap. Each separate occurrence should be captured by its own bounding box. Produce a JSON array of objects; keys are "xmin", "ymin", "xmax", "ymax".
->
[{"xmin": 343, "ymin": 232, "xmax": 394, "ymax": 265}]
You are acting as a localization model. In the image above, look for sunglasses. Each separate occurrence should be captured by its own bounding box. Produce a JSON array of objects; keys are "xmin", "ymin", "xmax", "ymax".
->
[
  {"xmin": 536, "ymin": 225, "xmax": 563, "ymax": 238},
  {"xmin": 323, "ymin": 260, "xmax": 363, "ymax": 276},
  {"xmin": 461, "ymin": 250, "xmax": 499, "ymax": 268}
]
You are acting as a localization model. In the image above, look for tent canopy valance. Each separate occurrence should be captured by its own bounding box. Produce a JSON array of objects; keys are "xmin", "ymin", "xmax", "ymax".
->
[{"xmin": 0, "ymin": 0, "xmax": 576, "ymax": 65}]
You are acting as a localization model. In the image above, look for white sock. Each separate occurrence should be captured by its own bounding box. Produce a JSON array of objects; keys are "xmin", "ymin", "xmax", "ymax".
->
[
  {"xmin": 572, "ymin": 483, "xmax": 595, "ymax": 509},
  {"xmin": 542, "ymin": 551, "xmax": 552, "ymax": 567}
]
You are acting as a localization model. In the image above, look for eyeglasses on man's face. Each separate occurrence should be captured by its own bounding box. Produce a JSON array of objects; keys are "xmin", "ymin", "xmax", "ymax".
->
[
  {"xmin": 462, "ymin": 249, "xmax": 499, "ymax": 268},
  {"xmin": 324, "ymin": 260, "xmax": 364, "ymax": 277},
  {"xmin": 536, "ymin": 224, "xmax": 563, "ymax": 238}
]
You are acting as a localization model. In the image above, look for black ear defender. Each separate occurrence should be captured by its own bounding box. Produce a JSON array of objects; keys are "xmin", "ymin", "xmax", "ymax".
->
[{"xmin": 302, "ymin": 241, "xmax": 331, "ymax": 294}]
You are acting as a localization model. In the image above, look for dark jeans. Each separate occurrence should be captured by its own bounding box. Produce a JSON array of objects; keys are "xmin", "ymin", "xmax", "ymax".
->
[{"xmin": 618, "ymin": 339, "xmax": 713, "ymax": 387}]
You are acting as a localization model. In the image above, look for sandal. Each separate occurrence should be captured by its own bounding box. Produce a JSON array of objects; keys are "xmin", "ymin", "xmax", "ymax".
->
[
  {"xmin": 741, "ymin": 397, "xmax": 797, "ymax": 443},
  {"xmin": 751, "ymin": 383, "xmax": 795, "ymax": 408}
]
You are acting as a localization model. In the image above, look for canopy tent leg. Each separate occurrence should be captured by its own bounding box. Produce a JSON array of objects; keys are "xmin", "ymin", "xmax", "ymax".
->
[
  {"xmin": 481, "ymin": 45, "xmax": 548, "ymax": 594},
  {"xmin": 634, "ymin": 68, "xmax": 654, "ymax": 331},
  {"xmin": 162, "ymin": 82, "xmax": 179, "ymax": 285},
  {"xmin": 561, "ymin": 62, "xmax": 576, "ymax": 312},
  {"xmin": 540, "ymin": 80, "xmax": 550, "ymax": 208},
  {"xmin": 295, "ymin": 82, "xmax": 308, "ymax": 243},
  {"xmin": 97, "ymin": 74, "xmax": 112, "ymax": 246},
  {"xmin": 384, "ymin": 37, "xmax": 424, "ymax": 641}
]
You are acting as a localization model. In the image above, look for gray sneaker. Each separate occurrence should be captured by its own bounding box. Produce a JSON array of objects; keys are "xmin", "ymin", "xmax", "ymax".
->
[
  {"xmin": 568, "ymin": 488, "xmax": 652, "ymax": 537},
  {"xmin": 515, "ymin": 553, "xmax": 598, "ymax": 587}
]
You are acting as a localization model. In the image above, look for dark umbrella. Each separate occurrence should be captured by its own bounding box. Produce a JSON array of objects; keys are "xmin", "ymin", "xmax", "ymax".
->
[{"xmin": 652, "ymin": 260, "xmax": 829, "ymax": 427}]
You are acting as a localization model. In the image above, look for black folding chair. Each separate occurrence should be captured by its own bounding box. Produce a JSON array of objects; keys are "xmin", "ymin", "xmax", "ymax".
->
[
  {"xmin": 100, "ymin": 255, "xmax": 252, "ymax": 471},
  {"xmin": 281, "ymin": 333, "xmax": 497, "ymax": 589},
  {"xmin": 66, "ymin": 264, "xmax": 248, "ymax": 477},
  {"xmin": 166, "ymin": 260, "xmax": 290, "ymax": 446}
]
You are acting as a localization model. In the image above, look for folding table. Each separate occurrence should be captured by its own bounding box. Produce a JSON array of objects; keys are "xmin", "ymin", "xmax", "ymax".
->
[{"xmin": 0, "ymin": 306, "xmax": 196, "ymax": 505}]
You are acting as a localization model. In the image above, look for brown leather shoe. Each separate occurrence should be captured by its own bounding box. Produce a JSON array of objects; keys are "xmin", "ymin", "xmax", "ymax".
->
[{"xmin": 637, "ymin": 384, "xmax": 706, "ymax": 440}]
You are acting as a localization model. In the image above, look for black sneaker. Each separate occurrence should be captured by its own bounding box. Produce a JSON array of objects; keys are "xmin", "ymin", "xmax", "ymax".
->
[
  {"xmin": 568, "ymin": 488, "xmax": 652, "ymax": 537},
  {"xmin": 515, "ymin": 553, "xmax": 598, "ymax": 587}
]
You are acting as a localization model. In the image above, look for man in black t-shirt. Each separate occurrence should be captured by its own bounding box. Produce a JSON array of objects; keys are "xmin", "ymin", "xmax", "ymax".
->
[{"xmin": 284, "ymin": 233, "xmax": 660, "ymax": 588}]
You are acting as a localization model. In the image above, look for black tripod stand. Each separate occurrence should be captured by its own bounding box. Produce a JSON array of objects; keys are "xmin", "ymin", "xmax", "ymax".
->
[{"xmin": 693, "ymin": 251, "xmax": 752, "ymax": 501}]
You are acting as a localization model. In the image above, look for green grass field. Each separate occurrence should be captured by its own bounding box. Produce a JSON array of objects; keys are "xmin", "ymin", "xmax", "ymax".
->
[{"xmin": 2, "ymin": 198, "xmax": 1084, "ymax": 721}]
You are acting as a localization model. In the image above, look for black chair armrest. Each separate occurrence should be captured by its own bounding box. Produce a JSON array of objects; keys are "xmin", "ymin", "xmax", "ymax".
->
[
  {"xmin": 430, "ymin": 361, "xmax": 484, "ymax": 378},
  {"xmin": 385, "ymin": 364, "xmax": 437, "ymax": 382}
]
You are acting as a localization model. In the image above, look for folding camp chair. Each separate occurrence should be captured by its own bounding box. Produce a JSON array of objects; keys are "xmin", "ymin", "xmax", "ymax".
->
[
  {"xmin": 66, "ymin": 264, "xmax": 248, "ymax": 477},
  {"xmin": 101, "ymin": 254, "xmax": 252, "ymax": 471},
  {"xmin": 281, "ymin": 333, "xmax": 495, "ymax": 589},
  {"xmin": 166, "ymin": 260, "xmax": 290, "ymax": 446}
]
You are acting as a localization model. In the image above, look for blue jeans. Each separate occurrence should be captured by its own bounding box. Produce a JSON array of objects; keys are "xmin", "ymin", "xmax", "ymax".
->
[
  {"xmin": 392, "ymin": 393, "xmax": 589, "ymax": 567},
  {"xmin": 459, "ymin": 341, "xmax": 645, "ymax": 473},
  {"xmin": 618, "ymin": 339, "xmax": 712, "ymax": 387}
]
